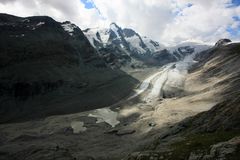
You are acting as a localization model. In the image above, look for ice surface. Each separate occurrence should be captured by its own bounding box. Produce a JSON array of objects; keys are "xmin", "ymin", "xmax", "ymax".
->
[
  {"xmin": 71, "ymin": 121, "xmax": 87, "ymax": 133},
  {"xmin": 88, "ymin": 108, "xmax": 120, "ymax": 127},
  {"xmin": 127, "ymin": 70, "xmax": 165, "ymax": 100},
  {"xmin": 144, "ymin": 65, "xmax": 173, "ymax": 101}
]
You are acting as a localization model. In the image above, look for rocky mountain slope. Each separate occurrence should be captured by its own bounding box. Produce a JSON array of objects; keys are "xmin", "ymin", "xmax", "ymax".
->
[
  {"xmin": 84, "ymin": 24, "xmax": 210, "ymax": 68},
  {"xmin": 0, "ymin": 13, "xmax": 138, "ymax": 123},
  {"xmin": 126, "ymin": 40, "xmax": 240, "ymax": 160}
]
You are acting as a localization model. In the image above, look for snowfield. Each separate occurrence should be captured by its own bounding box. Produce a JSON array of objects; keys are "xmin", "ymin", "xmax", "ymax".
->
[
  {"xmin": 125, "ymin": 35, "xmax": 146, "ymax": 54},
  {"xmin": 61, "ymin": 22, "xmax": 78, "ymax": 36},
  {"xmin": 88, "ymin": 108, "xmax": 120, "ymax": 127},
  {"xmin": 71, "ymin": 121, "xmax": 87, "ymax": 133}
]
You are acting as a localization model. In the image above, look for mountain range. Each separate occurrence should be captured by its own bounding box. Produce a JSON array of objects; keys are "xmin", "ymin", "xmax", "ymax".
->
[
  {"xmin": 0, "ymin": 13, "xmax": 239, "ymax": 160},
  {"xmin": 83, "ymin": 23, "xmax": 210, "ymax": 68}
]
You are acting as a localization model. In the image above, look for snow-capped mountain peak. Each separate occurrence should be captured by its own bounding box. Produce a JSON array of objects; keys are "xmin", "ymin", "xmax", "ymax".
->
[
  {"xmin": 83, "ymin": 23, "xmax": 164, "ymax": 55},
  {"xmin": 110, "ymin": 22, "xmax": 121, "ymax": 34},
  {"xmin": 83, "ymin": 23, "xmax": 211, "ymax": 68}
]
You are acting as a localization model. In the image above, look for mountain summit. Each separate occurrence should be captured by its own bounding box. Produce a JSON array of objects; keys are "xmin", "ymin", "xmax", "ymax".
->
[
  {"xmin": 83, "ymin": 23, "xmax": 210, "ymax": 68},
  {"xmin": 83, "ymin": 23, "xmax": 163, "ymax": 55}
]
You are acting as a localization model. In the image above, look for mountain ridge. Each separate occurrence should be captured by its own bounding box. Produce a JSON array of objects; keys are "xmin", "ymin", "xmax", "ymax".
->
[
  {"xmin": 0, "ymin": 13, "xmax": 139, "ymax": 123},
  {"xmin": 83, "ymin": 23, "xmax": 211, "ymax": 68}
]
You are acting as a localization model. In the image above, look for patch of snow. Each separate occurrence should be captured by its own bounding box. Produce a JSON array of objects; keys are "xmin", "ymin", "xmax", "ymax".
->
[
  {"xmin": 98, "ymin": 29, "xmax": 110, "ymax": 44},
  {"xmin": 192, "ymin": 44, "xmax": 211, "ymax": 54},
  {"xmin": 142, "ymin": 37, "xmax": 163, "ymax": 53},
  {"xmin": 125, "ymin": 35, "xmax": 146, "ymax": 54},
  {"xmin": 224, "ymin": 41, "xmax": 240, "ymax": 45},
  {"xmin": 84, "ymin": 30, "xmax": 99, "ymax": 48},
  {"xmin": 84, "ymin": 28, "xmax": 110, "ymax": 47},
  {"xmin": 167, "ymin": 42, "xmax": 211, "ymax": 58},
  {"xmin": 70, "ymin": 121, "xmax": 87, "ymax": 133},
  {"xmin": 36, "ymin": 22, "xmax": 45, "ymax": 27},
  {"xmin": 61, "ymin": 22, "xmax": 78, "ymax": 36},
  {"xmin": 110, "ymin": 23, "xmax": 120, "ymax": 39},
  {"xmin": 179, "ymin": 48, "xmax": 187, "ymax": 52},
  {"xmin": 13, "ymin": 34, "xmax": 25, "ymax": 38},
  {"xmin": 22, "ymin": 19, "xmax": 30, "ymax": 23},
  {"xmin": 88, "ymin": 108, "xmax": 120, "ymax": 127}
]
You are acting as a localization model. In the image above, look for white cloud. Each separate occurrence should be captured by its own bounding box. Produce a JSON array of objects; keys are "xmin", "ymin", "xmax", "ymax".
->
[
  {"xmin": 0, "ymin": 0, "xmax": 103, "ymax": 29},
  {"xmin": 0, "ymin": 0, "xmax": 239, "ymax": 45}
]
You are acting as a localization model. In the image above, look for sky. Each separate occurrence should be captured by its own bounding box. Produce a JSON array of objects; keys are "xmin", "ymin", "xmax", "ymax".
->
[{"xmin": 0, "ymin": 0, "xmax": 240, "ymax": 45}]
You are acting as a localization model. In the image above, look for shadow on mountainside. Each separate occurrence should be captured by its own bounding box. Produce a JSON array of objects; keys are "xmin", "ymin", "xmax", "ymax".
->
[{"xmin": 0, "ymin": 13, "xmax": 140, "ymax": 123}]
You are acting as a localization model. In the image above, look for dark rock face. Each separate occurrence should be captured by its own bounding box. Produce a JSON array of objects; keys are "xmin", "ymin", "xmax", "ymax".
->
[
  {"xmin": 149, "ymin": 39, "xmax": 160, "ymax": 47},
  {"xmin": 122, "ymin": 28, "xmax": 136, "ymax": 38},
  {"xmin": 152, "ymin": 49, "xmax": 177, "ymax": 65},
  {"xmin": 0, "ymin": 14, "xmax": 138, "ymax": 123},
  {"xmin": 0, "ymin": 13, "xmax": 99, "ymax": 96},
  {"xmin": 98, "ymin": 46, "xmax": 131, "ymax": 69},
  {"xmin": 215, "ymin": 39, "xmax": 231, "ymax": 46}
]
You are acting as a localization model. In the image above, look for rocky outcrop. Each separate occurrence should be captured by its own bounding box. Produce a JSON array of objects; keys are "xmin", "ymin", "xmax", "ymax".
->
[
  {"xmin": 215, "ymin": 39, "xmax": 231, "ymax": 46},
  {"xmin": 189, "ymin": 136, "xmax": 240, "ymax": 160}
]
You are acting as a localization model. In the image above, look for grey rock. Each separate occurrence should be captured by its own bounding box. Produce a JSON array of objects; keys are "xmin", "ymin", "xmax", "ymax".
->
[
  {"xmin": 215, "ymin": 39, "xmax": 231, "ymax": 47},
  {"xmin": 116, "ymin": 129, "xmax": 136, "ymax": 136},
  {"xmin": 188, "ymin": 136, "xmax": 240, "ymax": 160}
]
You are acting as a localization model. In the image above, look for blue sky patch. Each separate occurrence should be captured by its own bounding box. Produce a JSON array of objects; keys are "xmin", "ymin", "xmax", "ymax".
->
[
  {"xmin": 80, "ymin": 0, "xmax": 94, "ymax": 9},
  {"xmin": 233, "ymin": 16, "xmax": 240, "ymax": 21},
  {"xmin": 227, "ymin": 27, "xmax": 240, "ymax": 37},
  {"xmin": 227, "ymin": 26, "xmax": 240, "ymax": 37},
  {"xmin": 226, "ymin": 17, "xmax": 240, "ymax": 37},
  {"xmin": 226, "ymin": 0, "xmax": 240, "ymax": 7},
  {"xmin": 232, "ymin": 0, "xmax": 240, "ymax": 6}
]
